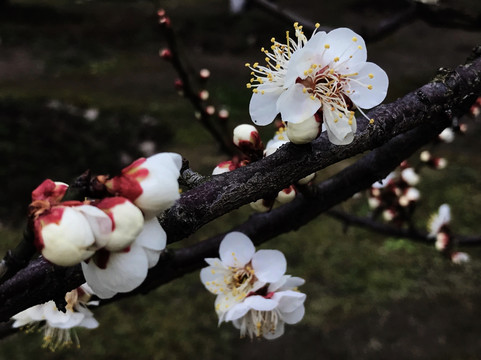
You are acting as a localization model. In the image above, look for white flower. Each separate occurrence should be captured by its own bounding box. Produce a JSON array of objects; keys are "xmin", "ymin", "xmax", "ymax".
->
[
  {"xmin": 81, "ymin": 218, "xmax": 167, "ymax": 299},
  {"xmin": 11, "ymin": 284, "xmax": 98, "ymax": 351},
  {"xmin": 428, "ymin": 204, "xmax": 451, "ymax": 238},
  {"xmin": 34, "ymin": 204, "xmax": 112, "ymax": 267},
  {"xmin": 200, "ymin": 232, "xmax": 286, "ymax": 321},
  {"xmin": 247, "ymin": 24, "xmax": 388, "ymax": 145},
  {"xmin": 105, "ymin": 153, "xmax": 182, "ymax": 219},
  {"xmin": 226, "ymin": 275, "xmax": 306, "ymax": 339},
  {"xmin": 451, "ymin": 252, "xmax": 470, "ymax": 264}
]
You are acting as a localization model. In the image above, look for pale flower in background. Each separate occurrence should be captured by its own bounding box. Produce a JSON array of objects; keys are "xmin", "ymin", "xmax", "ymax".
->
[
  {"xmin": 428, "ymin": 204, "xmax": 451, "ymax": 238},
  {"xmin": 11, "ymin": 284, "xmax": 98, "ymax": 351},
  {"xmin": 247, "ymin": 24, "xmax": 388, "ymax": 145}
]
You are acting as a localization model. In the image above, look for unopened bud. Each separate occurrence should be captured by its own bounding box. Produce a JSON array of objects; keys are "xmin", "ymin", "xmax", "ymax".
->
[
  {"xmin": 212, "ymin": 160, "xmax": 238, "ymax": 175},
  {"xmin": 420, "ymin": 150, "xmax": 431, "ymax": 162},
  {"xmin": 160, "ymin": 48, "xmax": 173, "ymax": 60},
  {"xmin": 276, "ymin": 186, "xmax": 296, "ymax": 204},
  {"xmin": 368, "ymin": 197, "xmax": 381, "ymax": 209},
  {"xmin": 206, "ymin": 105, "xmax": 216, "ymax": 115},
  {"xmin": 199, "ymin": 68, "xmax": 211, "ymax": 79},
  {"xmin": 218, "ymin": 108, "xmax": 229, "ymax": 120},
  {"xmin": 435, "ymin": 232, "xmax": 450, "ymax": 251},
  {"xmin": 233, "ymin": 124, "xmax": 262, "ymax": 152},
  {"xmin": 199, "ymin": 90, "xmax": 209, "ymax": 101},
  {"xmin": 438, "ymin": 128, "xmax": 455, "ymax": 143},
  {"xmin": 250, "ymin": 198, "xmax": 273, "ymax": 213},
  {"xmin": 382, "ymin": 209, "xmax": 396, "ymax": 222},
  {"xmin": 285, "ymin": 115, "xmax": 322, "ymax": 144},
  {"xmin": 174, "ymin": 79, "xmax": 183, "ymax": 90}
]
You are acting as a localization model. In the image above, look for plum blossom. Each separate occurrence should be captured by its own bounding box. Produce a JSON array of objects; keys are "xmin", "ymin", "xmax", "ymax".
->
[
  {"xmin": 200, "ymin": 232, "xmax": 286, "ymax": 321},
  {"xmin": 11, "ymin": 284, "xmax": 98, "ymax": 351},
  {"xmin": 428, "ymin": 204, "xmax": 451, "ymax": 239},
  {"xmin": 104, "ymin": 153, "xmax": 182, "ymax": 219},
  {"xmin": 247, "ymin": 24, "xmax": 388, "ymax": 145},
  {"xmin": 201, "ymin": 232, "xmax": 306, "ymax": 339}
]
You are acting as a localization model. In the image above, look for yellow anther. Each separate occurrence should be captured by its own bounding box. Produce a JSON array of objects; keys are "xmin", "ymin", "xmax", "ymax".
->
[
  {"xmin": 310, "ymin": 95, "xmax": 316, "ymax": 100},
  {"xmin": 329, "ymin": 68, "xmax": 335, "ymax": 74},
  {"xmin": 334, "ymin": 118, "xmax": 339, "ymax": 123},
  {"xmin": 253, "ymin": 62, "xmax": 259, "ymax": 68},
  {"xmin": 324, "ymin": 44, "xmax": 330, "ymax": 49},
  {"xmin": 358, "ymin": 45, "xmax": 363, "ymax": 50},
  {"xmin": 334, "ymin": 57, "xmax": 340, "ymax": 62},
  {"xmin": 367, "ymin": 85, "xmax": 373, "ymax": 90},
  {"xmin": 276, "ymin": 64, "xmax": 281, "ymax": 69},
  {"xmin": 348, "ymin": 119, "xmax": 353, "ymax": 125},
  {"xmin": 352, "ymin": 37, "xmax": 358, "ymax": 42},
  {"xmin": 261, "ymin": 90, "xmax": 265, "ymax": 94},
  {"xmin": 271, "ymin": 37, "xmax": 275, "ymax": 42},
  {"xmin": 304, "ymin": 70, "xmax": 308, "ymax": 76},
  {"xmin": 315, "ymin": 23, "xmax": 320, "ymax": 28},
  {"xmin": 294, "ymin": 22, "xmax": 299, "ymax": 27},
  {"xmin": 265, "ymin": 57, "xmax": 270, "ymax": 62},
  {"xmin": 311, "ymin": 64, "xmax": 317, "ymax": 69},
  {"xmin": 302, "ymin": 88, "xmax": 307, "ymax": 94},
  {"xmin": 253, "ymin": 89, "xmax": 258, "ymax": 94},
  {"xmin": 368, "ymin": 73, "xmax": 374, "ymax": 79},
  {"xmin": 245, "ymin": 63, "xmax": 250, "ymax": 67},
  {"xmin": 308, "ymin": 68, "xmax": 313, "ymax": 74},
  {"xmin": 251, "ymin": 71, "xmax": 254, "ymax": 75},
  {"xmin": 246, "ymin": 84, "xmax": 251, "ymax": 88},
  {"xmin": 369, "ymin": 118, "xmax": 375, "ymax": 124},
  {"xmin": 261, "ymin": 47, "xmax": 265, "ymax": 52}
]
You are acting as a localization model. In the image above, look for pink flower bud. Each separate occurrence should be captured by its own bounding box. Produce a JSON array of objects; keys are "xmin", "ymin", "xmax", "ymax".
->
[
  {"xmin": 105, "ymin": 153, "xmax": 182, "ymax": 219},
  {"xmin": 199, "ymin": 90, "xmax": 209, "ymax": 101},
  {"xmin": 212, "ymin": 160, "xmax": 238, "ymax": 175},
  {"xmin": 159, "ymin": 48, "xmax": 172, "ymax": 61},
  {"xmin": 95, "ymin": 197, "xmax": 144, "ymax": 252},
  {"xmin": 218, "ymin": 109, "xmax": 230, "ymax": 120},
  {"xmin": 174, "ymin": 79, "xmax": 183, "ymax": 90},
  {"xmin": 34, "ymin": 206, "xmax": 97, "ymax": 266},
  {"xmin": 206, "ymin": 105, "xmax": 216, "ymax": 115},
  {"xmin": 32, "ymin": 179, "xmax": 68, "ymax": 204},
  {"xmin": 233, "ymin": 124, "xmax": 263, "ymax": 153}
]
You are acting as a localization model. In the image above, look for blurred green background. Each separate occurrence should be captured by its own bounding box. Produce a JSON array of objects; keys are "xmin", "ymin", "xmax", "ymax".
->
[{"xmin": 0, "ymin": 0, "xmax": 481, "ymax": 359}]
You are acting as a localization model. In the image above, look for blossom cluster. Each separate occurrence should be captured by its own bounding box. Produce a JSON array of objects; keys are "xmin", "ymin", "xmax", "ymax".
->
[
  {"xmin": 247, "ymin": 23, "xmax": 388, "ymax": 145},
  {"xmin": 30, "ymin": 153, "xmax": 182, "ymax": 299},
  {"xmin": 11, "ymin": 284, "xmax": 98, "ymax": 351},
  {"xmin": 368, "ymin": 163, "xmax": 421, "ymax": 225},
  {"xmin": 213, "ymin": 123, "xmax": 315, "ymax": 212},
  {"xmin": 200, "ymin": 232, "xmax": 306, "ymax": 339}
]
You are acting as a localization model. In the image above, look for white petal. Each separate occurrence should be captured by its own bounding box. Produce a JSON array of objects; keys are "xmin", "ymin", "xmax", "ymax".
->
[
  {"xmin": 252, "ymin": 249, "xmax": 286, "ymax": 283},
  {"xmin": 224, "ymin": 302, "xmax": 251, "ymax": 322},
  {"xmin": 243, "ymin": 295, "xmax": 278, "ymax": 311},
  {"xmin": 249, "ymin": 85, "xmax": 283, "ymax": 126},
  {"xmin": 278, "ymin": 276, "xmax": 305, "ymax": 291},
  {"xmin": 200, "ymin": 266, "xmax": 229, "ymax": 294},
  {"xmin": 78, "ymin": 315, "xmax": 99, "ymax": 329},
  {"xmin": 347, "ymin": 62, "xmax": 388, "ymax": 109},
  {"xmin": 135, "ymin": 173, "xmax": 180, "ymax": 219},
  {"xmin": 219, "ymin": 232, "xmax": 255, "ymax": 268},
  {"xmin": 323, "ymin": 105, "xmax": 355, "ymax": 145},
  {"xmin": 284, "ymin": 47, "xmax": 321, "ymax": 87},
  {"xmin": 76, "ymin": 205, "xmax": 113, "ymax": 248},
  {"xmin": 204, "ymin": 257, "xmax": 225, "ymax": 268},
  {"xmin": 143, "ymin": 248, "xmax": 162, "ymax": 268},
  {"xmin": 280, "ymin": 305, "xmax": 305, "ymax": 324},
  {"xmin": 277, "ymin": 83, "xmax": 321, "ymax": 124},
  {"xmin": 145, "ymin": 153, "xmax": 182, "ymax": 179},
  {"xmin": 135, "ymin": 218, "xmax": 166, "ymax": 251},
  {"xmin": 81, "ymin": 245, "xmax": 149, "ymax": 299},
  {"xmin": 323, "ymin": 28, "xmax": 367, "ymax": 72},
  {"xmin": 274, "ymin": 290, "xmax": 306, "ymax": 313}
]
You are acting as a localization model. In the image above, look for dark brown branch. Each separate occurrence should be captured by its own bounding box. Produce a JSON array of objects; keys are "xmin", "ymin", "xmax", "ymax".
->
[
  {"xmin": 0, "ymin": 49, "xmax": 480, "ymax": 325},
  {"xmin": 326, "ymin": 209, "xmax": 481, "ymax": 246},
  {"xmin": 158, "ymin": 11, "xmax": 236, "ymax": 156}
]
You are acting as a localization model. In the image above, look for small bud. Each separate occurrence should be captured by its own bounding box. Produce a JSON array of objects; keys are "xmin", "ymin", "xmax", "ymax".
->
[
  {"xmin": 438, "ymin": 128, "xmax": 455, "ymax": 143},
  {"xmin": 233, "ymin": 124, "xmax": 263, "ymax": 152},
  {"xmin": 218, "ymin": 108, "xmax": 229, "ymax": 120},
  {"xmin": 206, "ymin": 105, "xmax": 216, "ymax": 115},
  {"xmin": 382, "ymin": 209, "xmax": 396, "ymax": 222},
  {"xmin": 276, "ymin": 186, "xmax": 296, "ymax": 204},
  {"xmin": 285, "ymin": 115, "xmax": 321, "ymax": 144},
  {"xmin": 368, "ymin": 197, "xmax": 381, "ymax": 209},
  {"xmin": 199, "ymin": 90, "xmax": 209, "ymax": 101},
  {"xmin": 420, "ymin": 150, "xmax": 431, "ymax": 162},
  {"xmin": 174, "ymin": 79, "xmax": 183, "ymax": 90},
  {"xmin": 250, "ymin": 198, "xmax": 273, "ymax": 213},
  {"xmin": 160, "ymin": 48, "xmax": 173, "ymax": 61},
  {"xmin": 435, "ymin": 232, "xmax": 450, "ymax": 251},
  {"xmin": 199, "ymin": 68, "xmax": 211, "ymax": 79}
]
